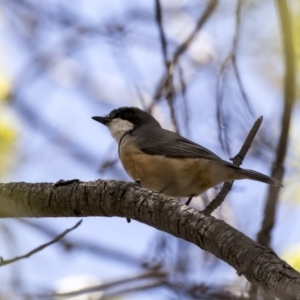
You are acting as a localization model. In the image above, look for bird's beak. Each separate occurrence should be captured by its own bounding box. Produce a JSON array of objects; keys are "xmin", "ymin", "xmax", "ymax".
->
[{"xmin": 92, "ymin": 116, "xmax": 111, "ymax": 126}]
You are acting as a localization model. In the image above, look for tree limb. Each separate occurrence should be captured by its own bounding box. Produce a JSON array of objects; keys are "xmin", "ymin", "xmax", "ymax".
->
[
  {"xmin": 257, "ymin": 0, "xmax": 296, "ymax": 248},
  {"xmin": 0, "ymin": 180, "xmax": 299, "ymax": 299}
]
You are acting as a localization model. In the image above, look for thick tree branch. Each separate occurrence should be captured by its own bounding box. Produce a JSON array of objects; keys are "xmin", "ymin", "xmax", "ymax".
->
[{"xmin": 0, "ymin": 180, "xmax": 299, "ymax": 299}]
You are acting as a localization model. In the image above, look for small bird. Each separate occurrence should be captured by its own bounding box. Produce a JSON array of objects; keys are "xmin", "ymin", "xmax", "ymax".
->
[{"xmin": 92, "ymin": 107, "xmax": 282, "ymax": 205}]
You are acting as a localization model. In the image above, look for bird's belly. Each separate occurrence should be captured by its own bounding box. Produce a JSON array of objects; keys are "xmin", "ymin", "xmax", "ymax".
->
[{"xmin": 119, "ymin": 141, "xmax": 213, "ymax": 197}]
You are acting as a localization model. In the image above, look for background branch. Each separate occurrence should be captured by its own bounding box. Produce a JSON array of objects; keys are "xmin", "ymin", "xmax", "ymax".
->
[
  {"xmin": 0, "ymin": 220, "xmax": 82, "ymax": 266},
  {"xmin": 17, "ymin": 218, "xmax": 140, "ymax": 266},
  {"xmin": 257, "ymin": 0, "xmax": 296, "ymax": 247},
  {"xmin": 203, "ymin": 116, "xmax": 263, "ymax": 215}
]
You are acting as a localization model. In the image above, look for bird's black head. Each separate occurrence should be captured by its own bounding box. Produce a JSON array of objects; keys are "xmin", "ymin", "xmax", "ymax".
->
[
  {"xmin": 92, "ymin": 107, "xmax": 160, "ymax": 128},
  {"xmin": 92, "ymin": 107, "xmax": 161, "ymax": 142}
]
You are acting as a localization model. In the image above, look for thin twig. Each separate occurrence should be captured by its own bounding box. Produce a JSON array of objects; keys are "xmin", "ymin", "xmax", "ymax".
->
[
  {"xmin": 18, "ymin": 218, "xmax": 140, "ymax": 266},
  {"xmin": 216, "ymin": 64, "xmax": 231, "ymax": 155},
  {"xmin": 165, "ymin": 63, "xmax": 179, "ymax": 133},
  {"xmin": 150, "ymin": 0, "xmax": 218, "ymax": 133},
  {"xmin": 135, "ymin": 85, "xmax": 148, "ymax": 111},
  {"xmin": 257, "ymin": 0, "xmax": 296, "ymax": 248},
  {"xmin": 100, "ymin": 279, "xmax": 166, "ymax": 300},
  {"xmin": 216, "ymin": 0, "xmax": 253, "ymax": 154},
  {"xmin": 151, "ymin": 0, "xmax": 218, "ymax": 105},
  {"xmin": 154, "ymin": 0, "xmax": 179, "ymax": 133},
  {"xmin": 0, "ymin": 220, "xmax": 82, "ymax": 266},
  {"xmin": 155, "ymin": 0, "xmax": 167, "ymax": 63},
  {"xmin": 172, "ymin": 0, "xmax": 218, "ymax": 66},
  {"xmin": 177, "ymin": 63, "xmax": 190, "ymax": 132},
  {"xmin": 202, "ymin": 116, "xmax": 263, "ymax": 215},
  {"xmin": 231, "ymin": 0, "xmax": 254, "ymax": 116},
  {"xmin": 231, "ymin": 116, "xmax": 264, "ymax": 165},
  {"xmin": 49, "ymin": 269, "xmax": 166, "ymax": 299}
]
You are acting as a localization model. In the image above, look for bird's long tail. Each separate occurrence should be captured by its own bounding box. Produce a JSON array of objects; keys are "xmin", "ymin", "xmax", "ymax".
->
[{"xmin": 235, "ymin": 168, "xmax": 283, "ymax": 187}]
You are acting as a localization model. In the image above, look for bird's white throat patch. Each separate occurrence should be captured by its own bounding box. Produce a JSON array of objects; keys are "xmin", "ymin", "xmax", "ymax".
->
[{"xmin": 108, "ymin": 118, "xmax": 134, "ymax": 143}]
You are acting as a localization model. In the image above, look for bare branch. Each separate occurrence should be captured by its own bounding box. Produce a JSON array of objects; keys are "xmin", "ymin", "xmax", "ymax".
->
[
  {"xmin": 216, "ymin": 0, "xmax": 253, "ymax": 155},
  {"xmin": 154, "ymin": 0, "xmax": 179, "ymax": 133},
  {"xmin": 231, "ymin": 0, "xmax": 254, "ymax": 116},
  {"xmin": 172, "ymin": 0, "xmax": 218, "ymax": 66},
  {"xmin": 18, "ymin": 218, "xmax": 140, "ymax": 266},
  {"xmin": 202, "ymin": 116, "xmax": 263, "ymax": 215},
  {"xmin": 155, "ymin": 0, "xmax": 168, "ymax": 62},
  {"xmin": 99, "ymin": 279, "xmax": 166, "ymax": 300},
  {"xmin": 50, "ymin": 269, "xmax": 166, "ymax": 299},
  {"xmin": 151, "ymin": 0, "xmax": 218, "ymax": 104},
  {"xmin": 0, "ymin": 220, "xmax": 82, "ymax": 266}
]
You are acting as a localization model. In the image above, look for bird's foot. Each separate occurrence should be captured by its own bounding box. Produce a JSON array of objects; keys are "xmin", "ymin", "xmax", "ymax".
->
[
  {"xmin": 135, "ymin": 179, "xmax": 142, "ymax": 186},
  {"xmin": 54, "ymin": 179, "xmax": 84, "ymax": 187}
]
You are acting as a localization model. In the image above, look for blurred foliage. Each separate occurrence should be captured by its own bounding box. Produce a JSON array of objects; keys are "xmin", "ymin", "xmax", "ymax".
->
[
  {"xmin": 0, "ymin": 72, "xmax": 10, "ymax": 101},
  {"xmin": 259, "ymin": 0, "xmax": 300, "ymax": 99},
  {"xmin": 282, "ymin": 245, "xmax": 300, "ymax": 271},
  {"xmin": 281, "ymin": 123, "xmax": 300, "ymax": 203},
  {"xmin": 0, "ymin": 69, "xmax": 16, "ymax": 179}
]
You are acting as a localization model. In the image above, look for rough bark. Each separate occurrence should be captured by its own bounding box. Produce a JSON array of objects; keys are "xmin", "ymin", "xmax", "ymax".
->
[{"xmin": 0, "ymin": 180, "xmax": 299, "ymax": 299}]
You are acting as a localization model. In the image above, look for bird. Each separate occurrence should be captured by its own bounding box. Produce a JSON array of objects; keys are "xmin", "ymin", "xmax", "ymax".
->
[{"xmin": 92, "ymin": 107, "xmax": 282, "ymax": 206}]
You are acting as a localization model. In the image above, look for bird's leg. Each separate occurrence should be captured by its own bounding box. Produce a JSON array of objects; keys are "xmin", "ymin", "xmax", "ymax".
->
[{"xmin": 185, "ymin": 194, "xmax": 195, "ymax": 206}]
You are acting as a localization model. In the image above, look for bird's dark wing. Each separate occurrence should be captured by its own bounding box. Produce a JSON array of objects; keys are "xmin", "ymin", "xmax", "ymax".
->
[{"xmin": 133, "ymin": 127, "xmax": 223, "ymax": 161}]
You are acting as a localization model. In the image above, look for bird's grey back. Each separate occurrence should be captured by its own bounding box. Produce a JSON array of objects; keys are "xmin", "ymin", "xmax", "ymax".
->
[{"xmin": 132, "ymin": 126, "xmax": 223, "ymax": 162}]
